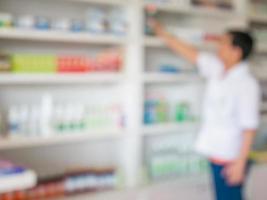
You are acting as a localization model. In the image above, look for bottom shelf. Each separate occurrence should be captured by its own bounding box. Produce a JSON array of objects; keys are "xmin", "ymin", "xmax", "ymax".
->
[
  {"xmin": 52, "ymin": 175, "xmax": 211, "ymax": 200},
  {"xmin": 53, "ymin": 164, "xmax": 267, "ymax": 200},
  {"xmin": 50, "ymin": 190, "xmax": 125, "ymax": 200},
  {"xmin": 0, "ymin": 166, "xmax": 122, "ymax": 200}
]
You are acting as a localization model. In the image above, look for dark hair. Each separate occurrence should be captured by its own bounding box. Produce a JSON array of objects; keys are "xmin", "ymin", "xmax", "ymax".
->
[{"xmin": 227, "ymin": 30, "xmax": 254, "ymax": 60}]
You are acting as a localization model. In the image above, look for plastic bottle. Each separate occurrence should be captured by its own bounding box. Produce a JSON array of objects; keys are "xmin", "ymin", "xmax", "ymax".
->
[
  {"xmin": 51, "ymin": 18, "xmax": 70, "ymax": 31},
  {"xmin": 40, "ymin": 94, "xmax": 53, "ymax": 137},
  {"xmin": 32, "ymin": 105, "xmax": 41, "ymax": 136},
  {"xmin": 15, "ymin": 15, "xmax": 35, "ymax": 29},
  {"xmin": 86, "ymin": 8, "xmax": 106, "ymax": 34},
  {"xmin": 8, "ymin": 106, "xmax": 20, "ymax": 137},
  {"xmin": 108, "ymin": 8, "xmax": 127, "ymax": 35},
  {"xmin": 175, "ymin": 102, "xmax": 191, "ymax": 122},
  {"xmin": 19, "ymin": 105, "xmax": 29, "ymax": 135}
]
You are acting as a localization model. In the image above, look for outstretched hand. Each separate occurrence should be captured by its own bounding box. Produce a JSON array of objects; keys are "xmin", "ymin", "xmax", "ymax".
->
[{"xmin": 147, "ymin": 18, "xmax": 165, "ymax": 36}]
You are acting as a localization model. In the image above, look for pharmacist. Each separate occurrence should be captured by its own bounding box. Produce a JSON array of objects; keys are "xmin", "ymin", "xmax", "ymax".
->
[{"xmin": 149, "ymin": 20, "xmax": 261, "ymax": 200}]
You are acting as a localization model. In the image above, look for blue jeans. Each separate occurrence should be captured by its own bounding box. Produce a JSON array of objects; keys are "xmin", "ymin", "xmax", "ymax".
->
[{"xmin": 210, "ymin": 161, "xmax": 251, "ymax": 200}]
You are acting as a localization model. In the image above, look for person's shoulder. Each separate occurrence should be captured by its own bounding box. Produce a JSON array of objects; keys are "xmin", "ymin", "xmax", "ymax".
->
[
  {"xmin": 197, "ymin": 52, "xmax": 224, "ymax": 78},
  {"xmin": 238, "ymin": 73, "xmax": 259, "ymax": 93},
  {"xmin": 198, "ymin": 52, "xmax": 221, "ymax": 63},
  {"xmin": 245, "ymin": 71, "xmax": 259, "ymax": 86}
]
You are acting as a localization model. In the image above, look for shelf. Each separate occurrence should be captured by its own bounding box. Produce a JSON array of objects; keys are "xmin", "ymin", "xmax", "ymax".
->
[
  {"xmin": 144, "ymin": 174, "xmax": 210, "ymax": 188},
  {"xmin": 143, "ymin": 73, "xmax": 203, "ymax": 83},
  {"xmin": 0, "ymin": 73, "xmax": 123, "ymax": 85},
  {"xmin": 144, "ymin": 36, "xmax": 216, "ymax": 50},
  {"xmin": 256, "ymin": 44, "xmax": 267, "ymax": 54},
  {"xmin": 0, "ymin": 28, "xmax": 125, "ymax": 45},
  {"xmin": 143, "ymin": 123, "xmax": 199, "ymax": 136},
  {"xmin": 188, "ymin": 6, "xmax": 237, "ymax": 18},
  {"xmin": 144, "ymin": 3, "xmax": 190, "ymax": 14},
  {"xmin": 262, "ymin": 102, "xmax": 267, "ymax": 111},
  {"xmin": 0, "ymin": 130, "xmax": 124, "ymax": 150},
  {"xmin": 143, "ymin": 3, "xmax": 237, "ymax": 18},
  {"xmin": 145, "ymin": 37, "xmax": 267, "ymax": 54},
  {"xmin": 144, "ymin": 36, "xmax": 164, "ymax": 47},
  {"xmin": 0, "ymin": 73, "xmax": 205, "ymax": 86},
  {"xmin": 250, "ymin": 13, "xmax": 267, "ymax": 24}
]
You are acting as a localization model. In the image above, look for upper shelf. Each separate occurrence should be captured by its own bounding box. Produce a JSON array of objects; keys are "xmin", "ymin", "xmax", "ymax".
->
[
  {"xmin": 255, "ymin": 44, "xmax": 267, "ymax": 54},
  {"xmin": 0, "ymin": 73, "xmax": 123, "ymax": 85},
  {"xmin": 262, "ymin": 102, "xmax": 267, "ymax": 111},
  {"xmin": 145, "ymin": 36, "xmax": 216, "ymax": 50},
  {"xmin": 0, "ymin": 129, "xmax": 124, "ymax": 150},
  {"xmin": 146, "ymin": 36, "xmax": 267, "ymax": 54},
  {"xmin": 143, "ymin": 3, "xmax": 238, "ymax": 18},
  {"xmin": 0, "ymin": 28, "xmax": 126, "ymax": 45},
  {"xmin": 143, "ymin": 73, "xmax": 203, "ymax": 84},
  {"xmin": 249, "ymin": 13, "xmax": 267, "ymax": 24}
]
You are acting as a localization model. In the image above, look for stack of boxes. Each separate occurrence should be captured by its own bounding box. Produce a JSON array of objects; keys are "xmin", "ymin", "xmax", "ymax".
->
[{"xmin": 0, "ymin": 51, "xmax": 123, "ymax": 74}]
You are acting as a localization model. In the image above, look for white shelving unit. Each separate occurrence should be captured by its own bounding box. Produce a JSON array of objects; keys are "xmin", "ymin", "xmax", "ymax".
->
[
  {"xmin": 145, "ymin": 36, "xmax": 267, "ymax": 53},
  {"xmin": 0, "ymin": 0, "xmax": 133, "ymax": 193},
  {"xmin": 0, "ymin": 0, "xmax": 266, "ymax": 199}
]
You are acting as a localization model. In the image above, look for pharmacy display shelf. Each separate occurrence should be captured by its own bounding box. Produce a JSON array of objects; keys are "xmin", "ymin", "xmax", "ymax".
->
[
  {"xmin": 143, "ymin": 2, "xmax": 238, "ymax": 18},
  {"xmin": 143, "ymin": 122, "xmax": 199, "ymax": 136},
  {"xmin": 0, "ymin": 28, "xmax": 126, "ymax": 45},
  {"xmin": 0, "ymin": 73, "xmax": 123, "ymax": 85},
  {"xmin": 144, "ymin": 36, "xmax": 216, "ymax": 50},
  {"xmin": 249, "ymin": 13, "xmax": 267, "ymax": 24},
  {"xmin": 143, "ymin": 73, "xmax": 203, "ymax": 84},
  {"xmin": 0, "ymin": 130, "xmax": 124, "ymax": 150}
]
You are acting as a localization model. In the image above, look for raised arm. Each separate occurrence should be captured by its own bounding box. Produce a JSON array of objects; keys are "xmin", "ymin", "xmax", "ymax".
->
[{"xmin": 149, "ymin": 19, "xmax": 199, "ymax": 65}]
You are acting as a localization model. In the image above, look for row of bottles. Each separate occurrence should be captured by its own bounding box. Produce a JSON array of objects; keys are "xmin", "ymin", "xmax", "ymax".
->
[
  {"xmin": 6, "ymin": 95, "xmax": 125, "ymax": 137},
  {"xmin": 146, "ymin": 133, "xmax": 208, "ymax": 181},
  {"xmin": 144, "ymin": 97, "xmax": 197, "ymax": 125}
]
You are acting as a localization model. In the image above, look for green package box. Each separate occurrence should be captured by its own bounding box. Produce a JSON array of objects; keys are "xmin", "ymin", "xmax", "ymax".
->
[
  {"xmin": 175, "ymin": 102, "xmax": 191, "ymax": 122},
  {"xmin": 156, "ymin": 100, "xmax": 169, "ymax": 123},
  {"xmin": 11, "ymin": 54, "xmax": 57, "ymax": 73}
]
